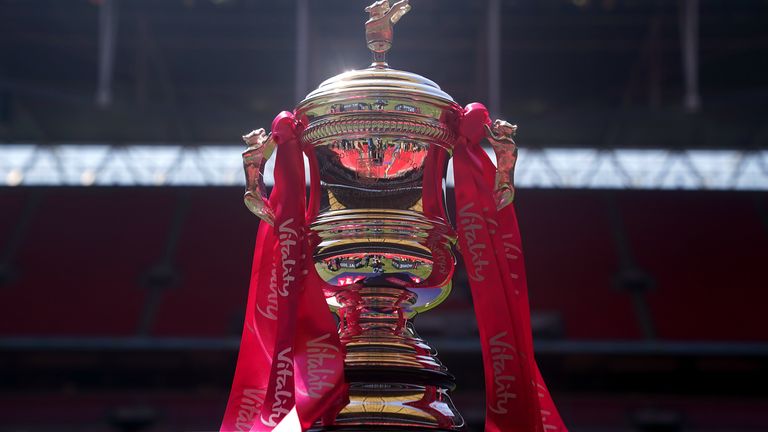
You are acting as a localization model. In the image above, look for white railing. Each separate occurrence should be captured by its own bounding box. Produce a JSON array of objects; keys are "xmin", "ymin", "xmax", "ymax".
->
[{"xmin": 1, "ymin": 144, "xmax": 766, "ymax": 190}]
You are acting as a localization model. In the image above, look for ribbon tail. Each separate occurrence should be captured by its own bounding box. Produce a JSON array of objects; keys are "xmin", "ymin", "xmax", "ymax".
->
[
  {"xmin": 535, "ymin": 363, "xmax": 568, "ymax": 432},
  {"xmin": 246, "ymin": 112, "xmax": 307, "ymax": 431},
  {"xmin": 470, "ymin": 104, "xmax": 568, "ymax": 432},
  {"xmin": 220, "ymin": 221, "xmax": 277, "ymax": 431},
  {"xmin": 455, "ymin": 102, "xmax": 566, "ymax": 432},
  {"xmin": 497, "ymin": 201, "xmax": 568, "ymax": 432},
  {"xmin": 454, "ymin": 142, "xmax": 536, "ymax": 432},
  {"xmin": 293, "ymin": 266, "xmax": 349, "ymax": 430},
  {"xmin": 251, "ymin": 111, "xmax": 347, "ymax": 431}
]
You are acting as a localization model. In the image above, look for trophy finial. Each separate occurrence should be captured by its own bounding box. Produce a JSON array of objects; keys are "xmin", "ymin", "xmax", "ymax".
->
[{"xmin": 365, "ymin": 0, "xmax": 411, "ymax": 66}]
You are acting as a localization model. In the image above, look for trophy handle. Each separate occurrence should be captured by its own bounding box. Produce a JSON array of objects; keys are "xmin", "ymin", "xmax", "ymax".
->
[
  {"xmin": 242, "ymin": 128, "xmax": 276, "ymax": 225},
  {"xmin": 484, "ymin": 119, "xmax": 519, "ymax": 210}
]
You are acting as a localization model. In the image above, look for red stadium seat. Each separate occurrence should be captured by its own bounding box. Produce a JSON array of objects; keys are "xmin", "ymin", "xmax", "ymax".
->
[
  {"xmin": 150, "ymin": 188, "xmax": 255, "ymax": 337},
  {"xmin": 619, "ymin": 191, "xmax": 768, "ymax": 341},
  {"xmin": 518, "ymin": 190, "xmax": 643, "ymax": 339},
  {"xmin": 0, "ymin": 188, "xmax": 177, "ymax": 336}
]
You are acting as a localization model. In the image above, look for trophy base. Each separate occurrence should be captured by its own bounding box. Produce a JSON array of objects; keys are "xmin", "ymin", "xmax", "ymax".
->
[
  {"xmin": 323, "ymin": 272, "xmax": 464, "ymax": 430},
  {"xmin": 324, "ymin": 380, "xmax": 464, "ymax": 430},
  {"xmin": 324, "ymin": 326, "xmax": 465, "ymax": 430}
]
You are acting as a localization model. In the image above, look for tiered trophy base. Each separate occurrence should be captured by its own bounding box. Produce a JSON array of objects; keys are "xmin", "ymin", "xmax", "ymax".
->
[
  {"xmin": 317, "ymin": 284, "xmax": 465, "ymax": 431},
  {"xmin": 312, "ymin": 375, "xmax": 464, "ymax": 431}
]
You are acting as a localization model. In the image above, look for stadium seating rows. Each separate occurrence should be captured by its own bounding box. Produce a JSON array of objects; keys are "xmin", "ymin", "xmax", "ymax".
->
[{"xmin": 0, "ymin": 187, "xmax": 766, "ymax": 341}]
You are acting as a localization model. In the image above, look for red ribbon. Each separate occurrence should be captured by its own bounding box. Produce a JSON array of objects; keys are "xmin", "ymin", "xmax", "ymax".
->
[
  {"xmin": 454, "ymin": 103, "xmax": 567, "ymax": 432},
  {"xmin": 220, "ymin": 112, "xmax": 346, "ymax": 432}
]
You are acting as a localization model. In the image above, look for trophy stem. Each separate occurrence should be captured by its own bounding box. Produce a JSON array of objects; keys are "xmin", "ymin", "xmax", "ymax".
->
[{"xmin": 321, "ymin": 285, "xmax": 465, "ymax": 430}]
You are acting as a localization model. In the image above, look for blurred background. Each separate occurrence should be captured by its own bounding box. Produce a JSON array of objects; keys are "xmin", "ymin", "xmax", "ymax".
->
[{"xmin": 1, "ymin": 0, "xmax": 767, "ymax": 431}]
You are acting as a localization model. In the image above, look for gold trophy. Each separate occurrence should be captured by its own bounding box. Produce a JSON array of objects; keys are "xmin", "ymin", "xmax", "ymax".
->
[{"xmin": 241, "ymin": 1, "xmax": 521, "ymax": 430}]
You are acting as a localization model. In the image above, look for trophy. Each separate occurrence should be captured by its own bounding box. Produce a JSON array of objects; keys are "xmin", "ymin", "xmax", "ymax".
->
[{"xmin": 222, "ymin": 2, "xmax": 566, "ymax": 431}]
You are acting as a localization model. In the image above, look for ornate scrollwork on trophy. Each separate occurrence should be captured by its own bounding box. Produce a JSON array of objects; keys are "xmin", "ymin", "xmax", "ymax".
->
[
  {"xmin": 301, "ymin": 115, "xmax": 455, "ymax": 147},
  {"xmin": 365, "ymin": 0, "xmax": 411, "ymax": 64},
  {"xmin": 485, "ymin": 119, "xmax": 519, "ymax": 210},
  {"xmin": 242, "ymin": 128, "xmax": 276, "ymax": 225}
]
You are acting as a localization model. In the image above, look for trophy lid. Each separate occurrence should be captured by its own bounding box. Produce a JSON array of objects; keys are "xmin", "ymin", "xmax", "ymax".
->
[
  {"xmin": 297, "ymin": 0, "xmax": 456, "ymax": 110},
  {"xmin": 295, "ymin": 0, "xmax": 460, "ymax": 148},
  {"xmin": 301, "ymin": 67, "xmax": 454, "ymax": 105}
]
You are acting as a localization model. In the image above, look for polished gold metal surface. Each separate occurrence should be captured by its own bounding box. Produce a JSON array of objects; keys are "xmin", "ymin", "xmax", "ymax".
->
[
  {"xmin": 242, "ymin": 128, "xmax": 276, "ymax": 225},
  {"xmin": 365, "ymin": 0, "xmax": 411, "ymax": 64},
  {"xmin": 335, "ymin": 384, "xmax": 464, "ymax": 429},
  {"xmin": 485, "ymin": 119, "xmax": 519, "ymax": 209}
]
